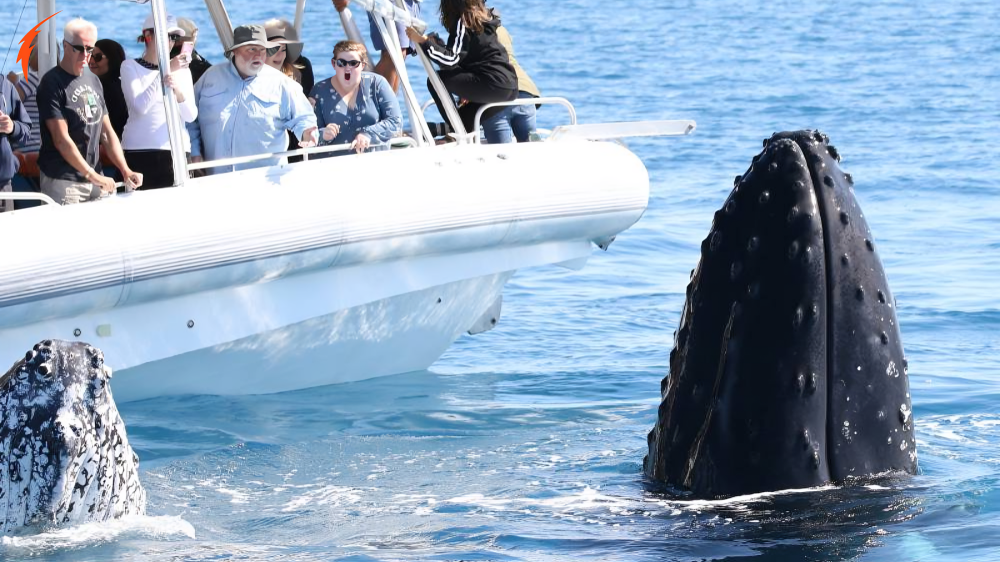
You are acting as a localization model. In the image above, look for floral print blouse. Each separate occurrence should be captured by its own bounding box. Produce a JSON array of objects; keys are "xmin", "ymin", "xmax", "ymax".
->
[{"xmin": 309, "ymin": 72, "xmax": 402, "ymax": 155}]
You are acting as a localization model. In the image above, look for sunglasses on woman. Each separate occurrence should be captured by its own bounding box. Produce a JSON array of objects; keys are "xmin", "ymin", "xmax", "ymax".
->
[
  {"xmin": 90, "ymin": 52, "xmax": 104, "ymax": 62},
  {"xmin": 335, "ymin": 58, "xmax": 362, "ymax": 68},
  {"xmin": 64, "ymin": 40, "xmax": 94, "ymax": 54}
]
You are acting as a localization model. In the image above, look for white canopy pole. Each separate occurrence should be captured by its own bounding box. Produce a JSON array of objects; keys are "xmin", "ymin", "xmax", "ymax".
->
[
  {"xmin": 37, "ymin": 0, "xmax": 58, "ymax": 74},
  {"xmin": 370, "ymin": 15, "xmax": 431, "ymax": 146},
  {"xmin": 293, "ymin": 0, "xmax": 307, "ymax": 36},
  {"xmin": 348, "ymin": 0, "xmax": 467, "ymax": 142},
  {"xmin": 150, "ymin": 0, "xmax": 188, "ymax": 186},
  {"xmin": 203, "ymin": 0, "xmax": 234, "ymax": 52},
  {"xmin": 337, "ymin": 5, "xmax": 364, "ymax": 44}
]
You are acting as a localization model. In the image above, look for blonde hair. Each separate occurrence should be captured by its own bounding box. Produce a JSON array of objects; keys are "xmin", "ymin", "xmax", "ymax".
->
[{"xmin": 177, "ymin": 17, "xmax": 198, "ymax": 37}]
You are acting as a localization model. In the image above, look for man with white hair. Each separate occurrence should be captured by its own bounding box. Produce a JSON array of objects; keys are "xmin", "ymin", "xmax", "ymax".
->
[
  {"xmin": 35, "ymin": 18, "xmax": 142, "ymax": 204},
  {"xmin": 187, "ymin": 24, "xmax": 317, "ymax": 175}
]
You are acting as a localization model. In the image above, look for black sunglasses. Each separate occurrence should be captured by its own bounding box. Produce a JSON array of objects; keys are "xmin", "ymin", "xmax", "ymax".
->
[
  {"xmin": 90, "ymin": 52, "xmax": 104, "ymax": 62},
  {"xmin": 335, "ymin": 58, "xmax": 362, "ymax": 68},
  {"xmin": 64, "ymin": 40, "xmax": 94, "ymax": 55},
  {"xmin": 142, "ymin": 30, "xmax": 183, "ymax": 42},
  {"xmin": 266, "ymin": 46, "xmax": 281, "ymax": 57}
]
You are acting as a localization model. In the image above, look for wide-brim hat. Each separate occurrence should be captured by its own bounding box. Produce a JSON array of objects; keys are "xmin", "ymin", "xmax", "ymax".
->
[
  {"xmin": 228, "ymin": 24, "xmax": 279, "ymax": 53},
  {"xmin": 263, "ymin": 19, "xmax": 304, "ymax": 63},
  {"xmin": 142, "ymin": 13, "xmax": 185, "ymax": 36}
]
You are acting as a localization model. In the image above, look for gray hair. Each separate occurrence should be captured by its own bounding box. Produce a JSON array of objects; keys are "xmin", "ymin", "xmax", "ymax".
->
[{"xmin": 63, "ymin": 18, "xmax": 97, "ymax": 43}]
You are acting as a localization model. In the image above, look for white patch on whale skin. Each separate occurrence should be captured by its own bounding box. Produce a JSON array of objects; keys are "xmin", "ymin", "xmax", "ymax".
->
[
  {"xmin": 1, "ymin": 341, "xmax": 146, "ymax": 535},
  {"xmin": 886, "ymin": 361, "xmax": 900, "ymax": 378}
]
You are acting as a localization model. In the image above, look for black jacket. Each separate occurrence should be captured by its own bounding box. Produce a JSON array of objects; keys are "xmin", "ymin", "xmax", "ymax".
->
[{"xmin": 422, "ymin": 13, "xmax": 516, "ymax": 91}]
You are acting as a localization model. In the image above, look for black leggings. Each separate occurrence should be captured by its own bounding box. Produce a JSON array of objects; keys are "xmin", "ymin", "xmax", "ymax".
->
[
  {"xmin": 124, "ymin": 149, "xmax": 186, "ymax": 190},
  {"xmin": 428, "ymin": 71, "xmax": 517, "ymax": 133}
]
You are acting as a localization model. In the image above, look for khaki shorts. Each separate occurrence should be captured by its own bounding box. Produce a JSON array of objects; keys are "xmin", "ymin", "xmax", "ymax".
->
[{"xmin": 41, "ymin": 172, "xmax": 103, "ymax": 205}]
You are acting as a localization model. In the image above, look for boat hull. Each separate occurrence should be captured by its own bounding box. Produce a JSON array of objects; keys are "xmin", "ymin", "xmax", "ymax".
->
[
  {"xmin": 110, "ymin": 271, "xmax": 512, "ymax": 403},
  {"xmin": 0, "ymin": 141, "xmax": 649, "ymax": 401}
]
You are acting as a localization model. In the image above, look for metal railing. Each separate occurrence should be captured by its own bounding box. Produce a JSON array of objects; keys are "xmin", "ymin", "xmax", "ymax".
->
[
  {"xmin": 0, "ymin": 192, "xmax": 59, "ymax": 207},
  {"xmin": 471, "ymin": 97, "xmax": 577, "ymax": 144},
  {"xmin": 187, "ymin": 136, "xmax": 418, "ymax": 172}
]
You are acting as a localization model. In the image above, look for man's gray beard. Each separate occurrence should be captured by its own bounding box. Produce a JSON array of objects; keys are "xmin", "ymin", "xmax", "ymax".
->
[{"xmin": 235, "ymin": 59, "xmax": 262, "ymax": 77}]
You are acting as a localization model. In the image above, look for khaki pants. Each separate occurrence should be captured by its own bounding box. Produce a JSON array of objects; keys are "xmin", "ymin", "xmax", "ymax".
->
[{"xmin": 41, "ymin": 172, "xmax": 103, "ymax": 205}]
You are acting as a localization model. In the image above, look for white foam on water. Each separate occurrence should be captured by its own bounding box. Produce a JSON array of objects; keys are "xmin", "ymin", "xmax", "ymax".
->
[
  {"xmin": 1, "ymin": 515, "xmax": 195, "ymax": 552},
  {"xmin": 281, "ymin": 485, "xmax": 364, "ymax": 512}
]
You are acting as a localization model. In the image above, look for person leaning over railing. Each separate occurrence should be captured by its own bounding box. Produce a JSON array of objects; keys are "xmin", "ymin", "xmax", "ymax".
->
[
  {"xmin": 309, "ymin": 40, "xmax": 401, "ymax": 156},
  {"xmin": 36, "ymin": 18, "xmax": 142, "ymax": 204},
  {"xmin": 120, "ymin": 13, "xmax": 197, "ymax": 189},
  {"xmin": 186, "ymin": 24, "xmax": 318, "ymax": 175},
  {"xmin": 0, "ymin": 72, "xmax": 32, "ymax": 213}
]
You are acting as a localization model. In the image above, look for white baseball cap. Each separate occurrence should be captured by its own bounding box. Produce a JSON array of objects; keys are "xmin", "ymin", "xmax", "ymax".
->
[{"xmin": 142, "ymin": 13, "xmax": 185, "ymax": 36}]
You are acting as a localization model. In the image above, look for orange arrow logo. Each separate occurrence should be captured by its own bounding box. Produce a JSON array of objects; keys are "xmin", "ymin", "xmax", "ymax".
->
[{"xmin": 17, "ymin": 11, "xmax": 61, "ymax": 78}]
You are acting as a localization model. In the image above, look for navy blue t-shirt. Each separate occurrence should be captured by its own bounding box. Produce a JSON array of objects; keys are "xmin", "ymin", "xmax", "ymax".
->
[{"xmin": 36, "ymin": 66, "xmax": 106, "ymax": 181}]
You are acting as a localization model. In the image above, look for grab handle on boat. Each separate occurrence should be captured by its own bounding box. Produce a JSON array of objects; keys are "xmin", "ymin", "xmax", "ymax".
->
[
  {"xmin": 471, "ymin": 97, "xmax": 578, "ymax": 143},
  {"xmin": 0, "ymin": 191, "xmax": 58, "ymax": 207},
  {"xmin": 547, "ymin": 120, "xmax": 697, "ymax": 142}
]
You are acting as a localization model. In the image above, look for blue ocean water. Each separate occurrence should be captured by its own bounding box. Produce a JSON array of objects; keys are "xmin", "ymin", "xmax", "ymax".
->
[{"xmin": 2, "ymin": 0, "xmax": 999, "ymax": 559}]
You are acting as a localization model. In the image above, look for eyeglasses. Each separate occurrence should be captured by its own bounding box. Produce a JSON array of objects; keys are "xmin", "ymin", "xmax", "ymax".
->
[
  {"xmin": 144, "ymin": 29, "xmax": 183, "ymax": 42},
  {"xmin": 266, "ymin": 46, "xmax": 281, "ymax": 57},
  {"xmin": 64, "ymin": 40, "xmax": 95, "ymax": 55},
  {"xmin": 90, "ymin": 52, "xmax": 104, "ymax": 63},
  {"xmin": 335, "ymin": 58, "xmax": 362, "ymax": 68}
]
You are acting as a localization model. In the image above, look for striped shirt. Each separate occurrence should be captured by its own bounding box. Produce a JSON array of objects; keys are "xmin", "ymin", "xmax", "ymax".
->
[{"xmin": 14, "ymin": 70, "xmax": 41, "ymax": 153}]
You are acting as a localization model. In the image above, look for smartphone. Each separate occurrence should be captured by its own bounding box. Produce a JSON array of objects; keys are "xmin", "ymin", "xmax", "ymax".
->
[{"xmin": 180, "ymin": 41, "xmax": 194, "ymax": 58}]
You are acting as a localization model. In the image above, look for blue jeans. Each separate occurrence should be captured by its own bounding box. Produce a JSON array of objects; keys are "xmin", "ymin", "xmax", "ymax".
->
[
  {"xmin": 481, "ymin": 109, "xmax": 513, "ymax": 144},
  {"xmin": 509, "ymin": 91, "xmax": 538, "ymax": 143}
]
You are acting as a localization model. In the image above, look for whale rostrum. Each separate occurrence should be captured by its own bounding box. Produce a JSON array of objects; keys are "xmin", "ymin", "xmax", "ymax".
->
[
  {"xmin": 1, "ymin": 340, "xmax": 145, "ymax": 534},
  {"xmin": 644, "ymin": 130, "xmax": 917, "ymax": 498}
]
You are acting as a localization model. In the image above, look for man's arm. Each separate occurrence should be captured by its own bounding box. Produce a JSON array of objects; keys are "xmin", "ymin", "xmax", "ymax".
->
[
  {"xmin": 45, "ymin": 117, "xmax": 113, "ymax": 192},
  {"xmin": 1, "ymin": 85, "xmax": 31, "ymax": 146},
  {"xmin": 283, "ymin": 83, "xmax": 318, "ymax": 146},
  {"xmin": 186, "ymin": 75, "xmax": 204, "ymax": 160},
  {"xmin": 6, "ymin": 72, "xmax": 27, "ymax": 101}
]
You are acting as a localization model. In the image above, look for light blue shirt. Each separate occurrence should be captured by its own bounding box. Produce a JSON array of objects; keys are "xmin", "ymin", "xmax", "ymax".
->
[{"xmin": 187, "ymin": 62, "xmax": 316, "ymax": 173}]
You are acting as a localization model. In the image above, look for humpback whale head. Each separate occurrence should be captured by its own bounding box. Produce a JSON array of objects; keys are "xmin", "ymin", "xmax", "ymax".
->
[
  {"xmin": 644, "ymin": 130, "xmax": 917, "ymax": 498},
  {"xmin": 1, "ymin": 340, "xmax": 145, "ymax": 534}
]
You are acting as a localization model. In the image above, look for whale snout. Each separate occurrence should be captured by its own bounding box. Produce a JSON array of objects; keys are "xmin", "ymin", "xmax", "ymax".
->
[{"xmin": 645, "ymin": 130, "xmax": 917, "ymax": 498}]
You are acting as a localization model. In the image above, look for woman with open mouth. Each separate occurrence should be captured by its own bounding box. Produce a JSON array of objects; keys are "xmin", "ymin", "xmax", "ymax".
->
[{"xmin": 308, "ymin": 40, "xmax": 401, "ymax": 156}]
